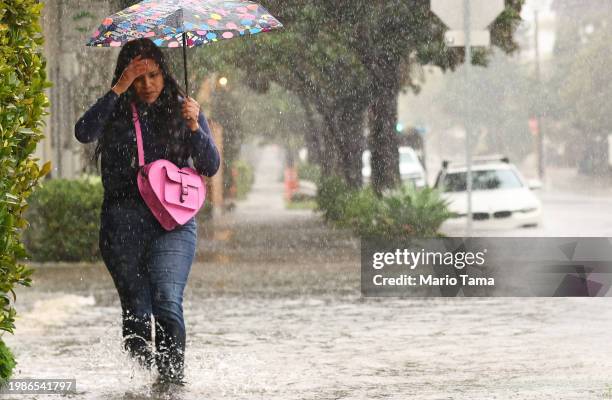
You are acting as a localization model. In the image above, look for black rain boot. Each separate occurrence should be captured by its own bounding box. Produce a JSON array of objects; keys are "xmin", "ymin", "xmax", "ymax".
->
[
  {"xmin": 123, "ymin": 312, "xmax": 154, "ymax": 370},
  {"xmin": 154, "ymin": 317, "xmax": 186, "ymax": 385}
]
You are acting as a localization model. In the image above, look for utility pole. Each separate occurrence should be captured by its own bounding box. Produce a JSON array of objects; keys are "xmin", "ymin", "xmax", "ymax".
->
[
  {"xmin": 464, "ymin": 0, "xmax": 473, "ymax": 236},
  {"xmin": 431, "ymin": 0, "xmax": 504, "ymax": 236},
  {"xmin": 534, "ymin": 10, "xmax": 545, "ymax": 181}
]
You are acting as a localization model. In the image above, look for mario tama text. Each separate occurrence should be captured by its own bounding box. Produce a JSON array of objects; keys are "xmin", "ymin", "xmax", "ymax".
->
[{"xmin": 373, "ymin": 273, "xmax": 493, "ymax": 287}]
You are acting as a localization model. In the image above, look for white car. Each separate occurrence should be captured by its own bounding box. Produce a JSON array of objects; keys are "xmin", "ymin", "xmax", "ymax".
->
[
  {"xmin": 362, "ymin": 147, "xmax": 426, "ymax": 187},
  {"xmin": 434, "ymin": 157, "xmax": 542, "ymax": 230}
]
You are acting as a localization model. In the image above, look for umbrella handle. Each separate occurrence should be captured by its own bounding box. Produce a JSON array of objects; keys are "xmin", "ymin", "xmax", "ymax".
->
[{"xmin": 182, "ymin": 32, "xmax": 189, "ymax": 96}]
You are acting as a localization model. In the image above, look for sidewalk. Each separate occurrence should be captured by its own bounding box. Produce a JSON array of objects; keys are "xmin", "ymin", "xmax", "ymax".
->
[
  {"xmin": 520, "ymin": 155, "xmax": 612, "ymax": 197},
  {"xmin": 221, "ymin": 144, "xmax": 312, "ymax": 224}
]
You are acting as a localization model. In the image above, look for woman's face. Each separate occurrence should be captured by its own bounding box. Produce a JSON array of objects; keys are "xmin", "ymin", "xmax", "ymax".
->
[{"xmin": 132, "ymin": 58, "xmax": 164, "ymax": 104}]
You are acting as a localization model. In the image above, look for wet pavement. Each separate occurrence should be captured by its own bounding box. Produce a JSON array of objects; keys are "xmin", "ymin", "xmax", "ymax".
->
[{"xmin": 5, "ymin": 145, "xmax": 612, "ymax": 399}]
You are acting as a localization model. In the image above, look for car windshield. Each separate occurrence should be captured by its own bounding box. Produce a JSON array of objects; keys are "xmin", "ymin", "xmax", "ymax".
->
[{"xmin": 439, "ymin": 169, "xmax": 523, "ymax": 192}]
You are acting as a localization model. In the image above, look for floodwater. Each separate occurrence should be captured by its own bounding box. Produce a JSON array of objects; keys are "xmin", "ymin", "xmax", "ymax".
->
[{"xmin": 5, "ymin": 146, "xmax": 612, "ymax": 399}]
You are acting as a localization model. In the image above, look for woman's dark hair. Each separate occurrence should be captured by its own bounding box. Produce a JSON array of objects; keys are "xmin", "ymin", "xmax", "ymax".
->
[{"xmin": 93, "ymin": 38, "xmax": 187, "ymax": 166}]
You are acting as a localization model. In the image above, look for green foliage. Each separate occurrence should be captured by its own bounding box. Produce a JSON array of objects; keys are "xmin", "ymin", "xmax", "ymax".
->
[
  {"xmin": 434, "ymin": 50, "xmax": 535, "ymax": 163},
  {"xmin": 0, "ymin": 338, "xmax": 15, "ymax": 385},
  {"xmin": 297, "ymin": 161, "xmax": 321, "ymax": 183},
  {"xmin": 545, "ymin": 2, "xmax": 612, "ymax": 173},
  {"xmin": 233, "ymin": 159, "xmax": 254, "ymax": 200},
  {"xmin": 342, "ymin": 185, "xmax": 451, "ymax": 238},
  {"xmin": 317, "ymin": 178, "xmax": 451, "ymax": 238},
  {"xmin": 285, "ymin": 198, "xmax": 317, "ymax": 210},
  {"xmin": 184, "ymin": 1, "xmax": 523, "ymax": 190},
  {"xmin": 199, "ymin": 200, "xmax": 213, "ymax": 220},
  {"xmin": 23, "ymin": 178, "xmax": 103, "ymax": 262},
  {"xmin": 375, "ymin": 185, "xmax": 452, "ymax": 238},
  {"xmin": 225, "ymin": 1, "xmax": 523, "ymax": 189},
  {"xmin": 339, "ymin": 187, "xmax": 384, "ymax": 235},
  {"xmin": 0, "ymin": 0, "xmax": 50, "ymax": 365},
  {"xmin": 315, "ymin": 175, "xmax": 356, "ymax": 222}
]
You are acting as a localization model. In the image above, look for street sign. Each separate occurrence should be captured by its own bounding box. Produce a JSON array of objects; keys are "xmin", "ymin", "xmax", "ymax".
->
[
  {"xmin": 431, "ymin": 0, "xmax": 505, "ymax": 30},
  {"xmin": 444, "ymin": 30, "xmax": 490, "ymax": 47}
]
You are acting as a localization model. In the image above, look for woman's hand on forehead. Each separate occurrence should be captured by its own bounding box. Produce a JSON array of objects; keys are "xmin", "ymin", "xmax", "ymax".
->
[{"xmin": 112, "ymin": 55, "xmax": 152, "ymax": 95}]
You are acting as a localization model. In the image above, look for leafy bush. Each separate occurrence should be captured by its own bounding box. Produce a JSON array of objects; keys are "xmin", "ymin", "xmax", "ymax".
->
[
  {"xmin": 316, "ymin": 178, "xmax": 451, "ymax": 238},
  {"xmin": 340, "ymin": 186, "xmax": 384, "ymax": 235},
  {"xmin": 375, "ymin": 185, "xmax": 452, "ymax": 238},
  {"xmin": 0, "ymin": 339, "xmax": 15, "ymax": 385},
  {"xmin": 23, "ymin": 177, "xmax": 103, "ymax": 262},
  {"xmin": 0, "ymin": 0, "xmax": 51, "ymax": 376},
  {"xmin": 315, "ymin": 175, "xmax": 356, "ymax": 222},
  {"xmin": 233, "ymin": 159, "xmax": 254, "ymax": 200},
  {"xmin": 297, "ymin": 161, "xmax": 321, "ymax": 183}
]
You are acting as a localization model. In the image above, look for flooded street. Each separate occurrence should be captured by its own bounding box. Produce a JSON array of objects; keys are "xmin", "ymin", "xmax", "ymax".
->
[{"xmin": 6, "ymin": 146, "xmax": 612, "ymax": 399}]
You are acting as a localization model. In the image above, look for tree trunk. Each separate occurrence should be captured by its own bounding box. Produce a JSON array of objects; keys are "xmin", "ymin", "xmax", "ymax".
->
[
  {"xmin": 333, "ymin": 105, "xmax": 365, "ymax": 189},
  {"xmin": 318, "ymin": 100, "xmax": 367, "ymax": 189},
  {"xmin": 319, "ymin": 112, "xmax": 341, "ymax": 178},
  {"xmin": 301, "ymin": 100, "xmax": 322, "ymax": 166},
  {"xmin": 314, "ymin": 93, "xmax": 367, "ymax": 189},
  {"xmin": 579, "ymin": 134, "xmax": 611, "ymax": 176},
  {"xmin": 369, "ymin": 66, "xmax": 401, "ymax": 193}
]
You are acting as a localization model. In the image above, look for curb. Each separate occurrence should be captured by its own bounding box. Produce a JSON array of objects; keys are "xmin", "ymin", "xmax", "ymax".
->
[{"xmin": 23, "ymin": 261, "xmax": 104, "ymax": 269}]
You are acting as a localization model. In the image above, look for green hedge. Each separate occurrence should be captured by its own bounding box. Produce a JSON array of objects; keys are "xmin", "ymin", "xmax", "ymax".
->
[
  {"xmin": 23, "ymin": 177, "xmax": 103, "ymax": 262},
  {"xmin": 316, "ymin": 175, "xmax": 355, "ymax": 222},
  {"xmin": 0, "ymin": 340, "xmax": 15, "ymax": 384},
  {"xmin": 316, "ymin": 176, "xmax": 451, "ymax": 238},
  {"xmin": 297, "ymin": 161, "xmax": 321, "ymax": 183},
  {"xmin": 0, "ymin": 0, "xmax": 51, "ymax": 381},
  {"xmin": 234, "ymin": 159, "xmax": 254, "ymax": 200}
]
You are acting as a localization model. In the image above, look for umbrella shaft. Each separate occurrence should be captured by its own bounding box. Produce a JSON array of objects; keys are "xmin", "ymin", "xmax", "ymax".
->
[{"xmin": 182, "ymin": 32, "xmax": 189, "ymax": 96}]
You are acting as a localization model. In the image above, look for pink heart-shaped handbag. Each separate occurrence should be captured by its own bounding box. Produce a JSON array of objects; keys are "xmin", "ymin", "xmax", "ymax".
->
[{"xmin": 131, "ymin": 102, "xmax": 206, "ymax": 231}]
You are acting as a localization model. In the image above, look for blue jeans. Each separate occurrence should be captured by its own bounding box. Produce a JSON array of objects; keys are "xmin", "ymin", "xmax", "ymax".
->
[{"xmin": 99, "ymin": 200, "xmax": 197, "ymax": 380}]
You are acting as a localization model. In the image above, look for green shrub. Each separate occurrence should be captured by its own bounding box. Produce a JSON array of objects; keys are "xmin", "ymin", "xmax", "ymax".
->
[
  {"xmin": 202, "ymin": 198, "xmax": 214, "ymax": 217},
  {"xmin": 0, "ymin": 338, "xmax": 15, "ymax": 385},
  {"xmin": 376, "ymin": 185, "xmax": 452, "ymax": 238},
  {"xmin": 315, "ymin": 175, "xmax": 356, "ymax": 222},
  {"xmin": 317, "ymin": 177, "xmax": 452, "ymax": 238},
  {"xmin": 234, "ymin": 159, "xmax": 254, "ymax": 200},
  {"xmin": 0, "ymin": 0, "xmax": 51, "ymax": 377},
  {"xmin": 297, "ymin": 161, "xmax": 321, "ymax": 183},
  {"xmin": 22, "ymin": 177, "xmax": 103, "ymax": 262},
  {"xmin": 340, "ymin": 186, "xmax": 384, "ymax": 236}
]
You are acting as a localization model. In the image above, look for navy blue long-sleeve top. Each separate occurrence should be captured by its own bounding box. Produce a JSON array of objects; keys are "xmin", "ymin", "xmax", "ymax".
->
[{"xmin": 75, "ymin": 90, "xmax": 220, "ymax": 208}]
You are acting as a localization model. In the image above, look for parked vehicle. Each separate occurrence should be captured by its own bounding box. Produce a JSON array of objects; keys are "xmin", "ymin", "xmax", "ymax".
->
[
  {"xmin": 434, "ymin": 156, "xmax": 542, "ymax": 230},
  {"xmin": 362, "ymin": 147, "xmax": 427, "ymax": 187}
]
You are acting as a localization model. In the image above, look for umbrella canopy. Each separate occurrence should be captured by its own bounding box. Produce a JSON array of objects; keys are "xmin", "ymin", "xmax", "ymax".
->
[
  {"xmin": 86, "ymin": 0, "xmax": 282, "ymax": 93},
  {"xmin": 87, "ymin": 0, "xmax": 282, "ymax": 48}
]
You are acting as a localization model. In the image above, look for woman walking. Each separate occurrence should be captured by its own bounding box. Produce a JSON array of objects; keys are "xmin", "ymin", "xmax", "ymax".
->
[{"xmin": 75, "ymin": 38, "xmax": 219, "ymax": 385}]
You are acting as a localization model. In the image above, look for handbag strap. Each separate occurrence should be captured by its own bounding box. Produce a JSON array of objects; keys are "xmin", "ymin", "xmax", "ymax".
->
[{"xmin": 130, "ymin": 102, "xmax": 145, "ymax": 167}]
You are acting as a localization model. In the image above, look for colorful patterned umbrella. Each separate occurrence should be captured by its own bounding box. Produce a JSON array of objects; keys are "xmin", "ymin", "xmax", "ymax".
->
[{"xmin": 86, "ymin": 0, "xmax": 283, "ymax": 94}]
